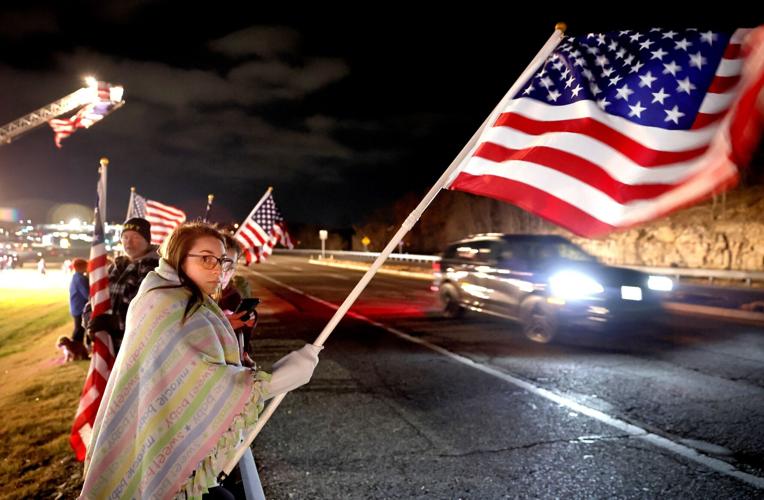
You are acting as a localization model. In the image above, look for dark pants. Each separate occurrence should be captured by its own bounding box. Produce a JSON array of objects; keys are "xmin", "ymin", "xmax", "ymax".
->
[
  {"xmin": 202, "ymin": 486, "xmax": 236, "ymax": 500},
  {"xmin": 72, "ymin": 315, "xmax": 85, "ymax": 344}
]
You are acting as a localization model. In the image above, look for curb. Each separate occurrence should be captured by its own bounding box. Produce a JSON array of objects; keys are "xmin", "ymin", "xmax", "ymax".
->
[{"xmin": 307, "ymin": 258, "xmax": 433, "ymax": 281}]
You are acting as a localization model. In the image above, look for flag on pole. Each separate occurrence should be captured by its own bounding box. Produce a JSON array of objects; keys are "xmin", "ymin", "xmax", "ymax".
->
[
  {"xmin": 235, "ymin": 192, "xmax": 292, "ymax": 264},
  {"xmin": 126, "ymin": 191, "xmax": 186, "ymax": 245},
  {"xmin": 448, "ymin": 26, "xmax": 764, "ymax": 237},
  {"xmin": 49, "ymin": 82, "xmax": 122, "ymax": 148},
  {"xmin": 204, "ymin": 194, "xmax": 214, "ymax": 222},
  {"xmin": 70, "ymin": 164, "xmax": 116, "ymax": 461}
]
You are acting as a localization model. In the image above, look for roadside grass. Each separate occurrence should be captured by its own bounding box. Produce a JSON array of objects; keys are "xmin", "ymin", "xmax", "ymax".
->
[{"xmin": 0, "ymin": 286, "xmax": 87, "ymax": 499}]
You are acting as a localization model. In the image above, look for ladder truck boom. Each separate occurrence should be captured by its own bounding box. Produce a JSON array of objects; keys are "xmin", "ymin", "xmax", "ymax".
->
[{"xmin": 0, "ymin": 80, "xmax": 124, "ymax": 145}]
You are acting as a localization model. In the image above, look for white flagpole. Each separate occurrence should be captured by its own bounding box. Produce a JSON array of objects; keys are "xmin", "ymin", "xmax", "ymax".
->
[
  {"xmin": 221, "ymin": 23, "xmax": 567, "ymax": 477},
  {"xmin": 126, "ymin": 186, "xmax": 135, "ymax": 222},
  {"xmin": 233, "ymin": 186, "xmax": 273, "ymax": 239},
  {"xmin": 99, "ymin": 158, "xmax": 108, "ymax": 221}
]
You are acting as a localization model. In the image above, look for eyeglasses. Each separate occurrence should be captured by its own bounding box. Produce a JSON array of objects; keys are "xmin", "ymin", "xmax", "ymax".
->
[{"xmin": 187, "ymin": 253, "xmax": 235, "ymax": 272}]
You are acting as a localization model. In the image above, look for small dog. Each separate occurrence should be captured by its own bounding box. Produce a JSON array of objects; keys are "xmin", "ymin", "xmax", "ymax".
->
[{"xmin": 57, "ymin": 336, "xmax": 90, "ymax": 362}]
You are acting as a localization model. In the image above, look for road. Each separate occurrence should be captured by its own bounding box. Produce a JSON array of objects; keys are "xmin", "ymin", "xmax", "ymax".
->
[{"xmin": 241, "ymin": 255, "xmax": 764, "ymax": 499}]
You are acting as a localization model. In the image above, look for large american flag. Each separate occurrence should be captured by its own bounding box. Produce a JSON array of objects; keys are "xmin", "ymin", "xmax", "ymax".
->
[
  {"xmin": 126, "ymin": 191, "xmax": 187, "ymax": 245},
  {"xmin": 70, "ymin": 166, "xmax": 115, "ymax": 461},
  {"xmin": 49, "ymin": 82, "xmax": 119, "ymax": 148},
  {"xmin": 449, "ymin": 27, "xmax": 764, "ymax": 237},
  {"xmin": 235, "ymin": 192, "xmax": 293, "ymax": 264}
]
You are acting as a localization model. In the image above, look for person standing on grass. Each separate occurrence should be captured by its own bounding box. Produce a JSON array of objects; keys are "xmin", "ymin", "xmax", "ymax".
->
[{"xmin": 68, "ymin": 258, "xmax": 89, "ymax": 347}]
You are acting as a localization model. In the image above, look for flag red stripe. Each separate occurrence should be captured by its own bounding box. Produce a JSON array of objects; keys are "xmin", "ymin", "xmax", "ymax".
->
[
  {"xmin": 451, "ymin": 172, "xmax": 615, "ymax": 237},
  {"xmin": 724, "ymin": 43, "xmax": 741, "ymax": 59},
  {"xmin": 707, "ymin": 75, "xmax": 740, "ymax": 93},
  {"xmin": 474, "ymin": 142, "xmax": 676, "ymax": 203},
  {"xmin": 493, "ymin": 113, "xmax": 709, "ymax": 166}
]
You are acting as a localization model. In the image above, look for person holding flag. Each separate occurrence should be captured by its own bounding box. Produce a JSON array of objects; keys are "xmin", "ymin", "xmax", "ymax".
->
[
  {"xmin": 83, "ymin": 216, "xmax": 160, "ymax": 355},
  {"xmin": 80, "ymin": 221, "xmax": 322, "ymax": 498}
]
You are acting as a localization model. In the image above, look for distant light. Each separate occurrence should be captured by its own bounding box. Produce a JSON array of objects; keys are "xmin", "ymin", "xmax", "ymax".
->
[
  {"xmin": 110, "ymin": 86, "xmax": 124, "ymax": 102},
  {"xmin": 648, "ymin": 275, "xmax": 673, "ymax": 292},
  {"xmin": 234, "ymin": 223, "xmax": 239, "ymax": 229},
  {"xmin": 69, "ymin": 218, "xmax": 81, "ymax": 227},
  {"xmin": 84, "ymin": 76, "xmax": 98, "ymax": 87}
]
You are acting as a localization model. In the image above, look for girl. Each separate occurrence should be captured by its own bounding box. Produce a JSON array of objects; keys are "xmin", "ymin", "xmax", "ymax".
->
[{"xmin": 80, "ymin": 222, "xmax": 321, "ymax": 499}]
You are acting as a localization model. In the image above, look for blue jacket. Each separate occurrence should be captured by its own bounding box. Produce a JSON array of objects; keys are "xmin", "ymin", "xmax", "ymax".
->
[{"xmin": 70, "ymin": 272, "xmax": 89, "ymax": 317}]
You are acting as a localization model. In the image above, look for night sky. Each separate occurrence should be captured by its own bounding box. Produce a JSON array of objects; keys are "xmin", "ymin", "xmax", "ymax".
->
[{"xmin": 0, "ymin": 3, "xmax": 761, "ymax": 226}]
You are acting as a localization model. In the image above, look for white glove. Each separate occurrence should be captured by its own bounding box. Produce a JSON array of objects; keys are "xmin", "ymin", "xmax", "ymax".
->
[{"xmin": 263, "ymin": 344, "xmax": 322, "ymax": 399}]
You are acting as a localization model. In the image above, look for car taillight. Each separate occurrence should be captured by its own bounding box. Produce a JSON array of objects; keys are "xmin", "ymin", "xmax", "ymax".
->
[{"xmin": 432, "ymin": 261, "xmax": 441, "ymax": 273}]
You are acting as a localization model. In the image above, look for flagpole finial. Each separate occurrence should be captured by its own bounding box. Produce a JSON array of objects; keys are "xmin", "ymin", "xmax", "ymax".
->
[
  {"xmin": 208, "ymin": 194, "xmax": 214, "ymax": 202},
  {"xmin": 267, "ymin": 186, "xmax": 273, "ymax": 192},
  {"xmin": 130, "ymin": 186, "xmax": 136, "ymax": 193},
  {"xmin": 555, "ymin": 22, "xmax": 567, "ymax": 33},
  {"xmin": 100, "ymin": 157, "xmax": 109, "ymax": 167}
]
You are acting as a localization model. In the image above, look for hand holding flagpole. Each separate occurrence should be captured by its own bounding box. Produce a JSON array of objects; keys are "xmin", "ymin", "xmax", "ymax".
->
[{"xmin": 220, "ymin": 24, "xmax": 567, "ymax": 477}]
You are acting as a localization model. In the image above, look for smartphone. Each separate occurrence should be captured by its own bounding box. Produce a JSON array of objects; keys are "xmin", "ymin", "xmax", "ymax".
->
[{"xmin": 234, "ymin": 297, "xmax": 261, "ymax": 321}]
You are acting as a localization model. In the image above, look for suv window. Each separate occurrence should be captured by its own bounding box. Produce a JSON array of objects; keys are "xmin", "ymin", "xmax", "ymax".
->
[{"xmin": 445, "ymin": 240, "xmax": 501, "ymax": 263}]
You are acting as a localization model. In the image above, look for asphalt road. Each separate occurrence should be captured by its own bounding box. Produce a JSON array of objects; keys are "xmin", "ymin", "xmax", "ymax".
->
[{"xmin": 241, "ymin": 255, "xmax": 764, "ymax": 499}]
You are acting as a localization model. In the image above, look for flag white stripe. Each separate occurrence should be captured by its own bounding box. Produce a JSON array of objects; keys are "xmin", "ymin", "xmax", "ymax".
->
[
  {"xmin": 146, "ymin": 202, "xmax": 186, "ymax": 219},
  {"xmin": 503, "ymin": 98, "xmax": 718, "ymax": 150},
  {"xmin": 91, "ymin": 289, "xmax": 110, "ymax": 305},
  {"xmin": 698, "ymin": 87, "xmax": 739, "ymax": 114},
  {"xmin": 243, "ymin": 222, "xmax": 268, "ymax": 243},
  {"xmin": 74, "ymin": 385, "xmax": 101, "ymax": 418},
  {"xmin": 472, "ymin": 128, "xmax": 708, "ymax": 185},
  {"xmin": 461, "ymin": 135, "xmax": 736, "ymax": 227},
  {"xmin": 715, "ymin": 58, "xmax": 743, "ymax": 77}
]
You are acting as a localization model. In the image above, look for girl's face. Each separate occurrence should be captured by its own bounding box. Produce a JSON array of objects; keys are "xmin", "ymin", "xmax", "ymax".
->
[
  {"xmin": 220, "ymin": 247, "xmax": 240, "ymax": 289},
  {"xmin": 182, "ymin": 236, "xmax": 227, "ymax": 296}
]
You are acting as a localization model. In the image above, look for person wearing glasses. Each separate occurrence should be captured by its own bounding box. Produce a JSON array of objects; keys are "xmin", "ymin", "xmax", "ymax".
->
[{"xmin": 80, "ymin": 221, "xmax": 322, "ymax": 499}]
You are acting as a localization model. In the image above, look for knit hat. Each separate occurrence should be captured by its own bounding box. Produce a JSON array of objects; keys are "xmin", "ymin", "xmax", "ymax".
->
[{"xmin": 122, "ymin": 217, "xmax": 152, "ymax": 244}]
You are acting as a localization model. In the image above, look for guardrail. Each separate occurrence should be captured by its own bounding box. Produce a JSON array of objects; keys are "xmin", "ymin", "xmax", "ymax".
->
[{"xmin": 274, "ymin": 249, "xmax": 764, "ymax": 286}]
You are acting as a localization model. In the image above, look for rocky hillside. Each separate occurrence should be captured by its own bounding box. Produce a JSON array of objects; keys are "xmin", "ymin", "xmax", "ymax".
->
[{"xmin": 353, "ymin": 184, "xmax": 764, "ymax": 271}]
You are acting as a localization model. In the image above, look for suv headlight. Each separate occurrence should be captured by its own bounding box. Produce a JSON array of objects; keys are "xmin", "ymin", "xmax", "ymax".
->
[
  {"xmin": 647, "ymin": 275, "xmax": 673, "ymax": 291},
  {"xmin": 549, "ymin": 271, "xmax": 604, "ymax": 299}
]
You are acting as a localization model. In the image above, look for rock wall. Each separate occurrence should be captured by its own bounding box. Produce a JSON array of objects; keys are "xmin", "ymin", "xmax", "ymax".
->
[{"xmin": 570, "ymin": 187, "xmax": 764, "ymax": 270}]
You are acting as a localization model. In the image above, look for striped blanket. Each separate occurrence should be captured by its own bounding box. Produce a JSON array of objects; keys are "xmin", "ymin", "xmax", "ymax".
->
[{"xmin": 80, "ymin": 259, "xmax": 267, "ymax": 499}]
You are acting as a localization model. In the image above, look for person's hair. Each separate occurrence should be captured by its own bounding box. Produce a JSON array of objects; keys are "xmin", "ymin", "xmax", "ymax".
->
[
  {"xmin": 159, "ymin": 221, "xmax": 225, "ymax": 323},
  {"xmin": 221, "ymin": 232, "xmax": 242, "ymax": 260},
  {"xmin": 72, "ymin": 258, "xmax": 88, "ymax": 273}
]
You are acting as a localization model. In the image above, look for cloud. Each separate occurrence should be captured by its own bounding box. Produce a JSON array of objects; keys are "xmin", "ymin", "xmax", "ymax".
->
[{"xmin": 209, "ymin": 26, "xmax": 301, "ymax": 58}]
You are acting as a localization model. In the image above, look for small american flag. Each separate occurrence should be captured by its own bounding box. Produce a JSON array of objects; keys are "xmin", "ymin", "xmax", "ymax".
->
[
  {"xmin": 235, "ymin": 192, "xmax": 293, "ymax": 264},
  {"xmin": 49, "ymin": 82, "xmax": 120, "ymax": 148},
  {"xmin": 449, "ymin": 26, "xmax": 764, "ymax": 237},
  {"xmin": 70, "ymin": 166, "xmax": 115, "ymax": 461},
  {"xmin": 127, "ymin": 192, "xmax": 186, "ymax": 245}
]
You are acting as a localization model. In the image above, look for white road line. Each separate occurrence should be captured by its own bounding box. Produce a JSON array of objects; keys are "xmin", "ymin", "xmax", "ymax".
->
[{"xmin": 250, "ymin": 271, "xmax": 764, "ymax": 490}]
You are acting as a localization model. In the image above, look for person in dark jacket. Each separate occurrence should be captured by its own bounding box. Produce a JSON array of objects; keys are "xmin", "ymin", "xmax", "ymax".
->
[
  {"xmin": 69, "ymin": 258, "xmax": 90, "ymax": 346},
  {"xmin": 84, "ymin": 217, "xmax": 160, "ymax": 354},
  {"xmin": 219, "ymin": 233, "xmax": 257, "ymax": 368}
]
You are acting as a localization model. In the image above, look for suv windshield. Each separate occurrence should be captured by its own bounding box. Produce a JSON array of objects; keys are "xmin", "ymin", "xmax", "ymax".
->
[{"xmin": 509, "ymin": 240, "xmax": 596, "ymax": 263}]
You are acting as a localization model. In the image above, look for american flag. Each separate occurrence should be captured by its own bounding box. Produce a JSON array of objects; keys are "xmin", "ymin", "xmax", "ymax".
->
[
  {"xmin": 235, "ymin": 192, "xmax": 293, "ymax": 264},
  {"xmin": 126, "ymin": 191, "xmax": 187, "ymax": 245},
  {"xmin": 49, "ymin": 82, "xmax": 119, "ymax": 148},
  {"xmin": 70, "ymin": 166, "xmax": 115, "ymax": 461},
  {"xmin": 449, "ymin": 27, "xmax": 764, "ymax": 237}
]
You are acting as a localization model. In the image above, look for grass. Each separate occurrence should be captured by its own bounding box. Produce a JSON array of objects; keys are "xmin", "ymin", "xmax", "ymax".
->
[{"xmin": 0, "ymin": 281, "xmax": 89, "ymax": 499}]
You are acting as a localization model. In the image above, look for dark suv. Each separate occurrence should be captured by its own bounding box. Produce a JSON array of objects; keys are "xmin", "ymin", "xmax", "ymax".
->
[{"xmin": 433, "ymin": 234, "xmax": 672, "ymax": 343}]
